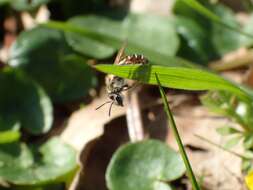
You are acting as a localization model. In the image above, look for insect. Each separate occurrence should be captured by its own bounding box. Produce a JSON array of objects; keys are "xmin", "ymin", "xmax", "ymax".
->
[{"xmin": 96, "ymin": 42, "xmax": 148, "ymax": 116}]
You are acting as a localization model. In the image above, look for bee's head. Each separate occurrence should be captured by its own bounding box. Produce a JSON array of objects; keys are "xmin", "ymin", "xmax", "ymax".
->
[{"xmin": 109, "ymin": 93, "xmax": 123, "ymax": 106}]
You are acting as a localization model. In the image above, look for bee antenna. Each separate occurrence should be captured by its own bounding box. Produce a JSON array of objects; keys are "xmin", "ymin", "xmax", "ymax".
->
[
  {"xmin": 95, "ymin": 101, "xmax": 111, "ymax": 110},
  {"xmin": 108, "ymin": 101, "xmax": 114, "ymax": 117}
]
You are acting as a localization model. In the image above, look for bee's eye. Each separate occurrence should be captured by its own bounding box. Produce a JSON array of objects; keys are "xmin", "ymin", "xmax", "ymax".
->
[{"xmin": 116, "ymin": 96, "xmax": 121, "ymax": 102}]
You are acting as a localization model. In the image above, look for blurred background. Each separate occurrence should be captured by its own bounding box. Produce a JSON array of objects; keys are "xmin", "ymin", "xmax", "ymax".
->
[{"xmin": 1, "ymin": 0, "xmax": 253, "ymax": 190}]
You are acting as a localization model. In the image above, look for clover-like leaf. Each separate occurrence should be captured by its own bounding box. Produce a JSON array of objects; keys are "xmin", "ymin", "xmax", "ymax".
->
[
  {"xmin": 0, "ymin": 69, "xmax": 52, "ymax": 135},
  {"xmin": 0, "ymin": 137, "xmax": 77, "ymax": 185},
  {"xmin": 8, "ymin": 27, "xmax": 97, "ymax": 103},
  {"xmin": 106, "ymin": 140, "xmax": 185, "ymax": 190}
]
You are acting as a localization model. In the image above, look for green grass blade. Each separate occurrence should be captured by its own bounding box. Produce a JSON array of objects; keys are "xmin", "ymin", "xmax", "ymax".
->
[
  {"xmin": 94, "ymin": 64, "xmax": 251, "ymax": 102},
  {"xmin": 155, "ymin": 73, "xmax": 200, "ymax": 190},
  {"xmin": 181, "ymin": 0, "xmax": 253, "ymax": 38}
]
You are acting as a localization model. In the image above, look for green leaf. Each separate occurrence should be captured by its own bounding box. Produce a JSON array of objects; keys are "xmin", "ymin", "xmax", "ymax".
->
[
  {"xmin": 173, "ymin": 0, "xmax": 211, "ymax": 29},
  {"xmin": 45, "ymin": 14, "xmax": 191, "ymax": 68},
  {"xmin": 0, "ymin": 117, "xmax": 20, "ymax": 143},
  {"xmin": 0, "ymin": 137, "xmax": 77, "ymax": 185},
  {"xmin": 242, "ymin": 159, "xmax": 253, "ymax": 172},
  {"xmin": 179, "ymin": 0, "xmax": 253, "ymax": 39},
  {"xmin": 240, "ymin": 14, "xmax": 253, "ymax": 47},
  {"xmin": 94, "ymin": 64, "xmax": 250, "ymax": 101},
  {"xmin": 106, "ymin": 140, "xmax": 185, "ymax": 190},
  {"xmin": 10, "ymin": 0, "xmax": 50, "ymax": 11},
  {"xmin": 243, "ymin": 151, "xmax": 253, "ymax": 159},
  {"xmin": 65, "ymin": 31, "xmax": 115, "ymax": 59},
  {"xmin": 12, "ymin": 183, "xmax": 65, "ymax": 190},
  {"xmin": 122, "ymin": 13, "xmax": 179, "ymax": 56},
  {"xmin": 0, "ymin": 130, "xmax": 20, "ymax": 144},
  {"xmin": 174, "ymin": 1, "xmax": 243, "ymax": 56},
  {"xmin": 173, "ymin": 16, "xmax": 217, "ymax": 63},
  {"xmin": 0, "ymin": 0, "xmax": 9, "ymax": 6},
  {"xmin": 67, "ymin": 14, "xmax": 179, "ymax": 57},
  {"xmin": 210, "ymin": 4, "xmax": 241, "ymax": 55},
  {"xmin": 216, "ymin": 126, "xmax": 241, "ymax": 136},
  {"xmin": 201, "ymin": 90, "xmax": 253, "ymax": 131},
  {"xmin": 224, "ymin": 135, "xmax": 242, "ymax": 149},
  {"xmin": 56, "ymin": 0, "xmax": 123, "ymax": 19},
  {"xmin": 243, "ymin": 134, "xmax": 253, "ymax": 149},
  {"xmin": 8, "ymin": 27, "xmax": 97, "ymax": 103},
  {"xmin": 0, "ymin": 69, "xmax": 52, "ymax": 135}
]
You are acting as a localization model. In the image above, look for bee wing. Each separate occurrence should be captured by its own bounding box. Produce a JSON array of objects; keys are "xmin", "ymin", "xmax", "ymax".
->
[{"xmin": 114, "ymin": 41, "xmax": 127, "ymax": 65}]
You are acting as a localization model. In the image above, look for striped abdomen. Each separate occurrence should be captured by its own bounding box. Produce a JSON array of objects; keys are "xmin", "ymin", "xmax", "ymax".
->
[{"xmin": 118, "ymin": 54, "xmax": 148, "ymax": 65}]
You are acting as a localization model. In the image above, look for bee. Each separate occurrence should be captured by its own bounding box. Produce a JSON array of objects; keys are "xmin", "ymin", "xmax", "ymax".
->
[{"xmin": 96, "ymin": 42, "xmax": 148, "ymax": 116}]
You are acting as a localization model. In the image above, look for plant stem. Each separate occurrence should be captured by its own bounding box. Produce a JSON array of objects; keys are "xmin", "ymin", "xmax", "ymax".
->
[{"xmin": 155, "ymin": 73, "xmax": 200, "ymax": 190}]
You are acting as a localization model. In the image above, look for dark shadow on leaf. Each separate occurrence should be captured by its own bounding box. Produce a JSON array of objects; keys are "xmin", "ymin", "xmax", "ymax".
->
[{"xmin": 128, "ymin": 64, "xmax": 152, "ymax": 84}]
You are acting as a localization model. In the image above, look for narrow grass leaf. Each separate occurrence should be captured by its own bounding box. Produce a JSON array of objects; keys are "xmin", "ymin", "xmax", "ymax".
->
[
  {"xmin": 94, "ymin": 64, "xmax": 251, "ymax": 102},
  {"xmin": 155, "ymin": 73, "xmax": 200, "ymax": 190}
]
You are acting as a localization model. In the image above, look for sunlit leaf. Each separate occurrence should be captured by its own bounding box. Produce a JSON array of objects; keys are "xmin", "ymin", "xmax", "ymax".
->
[
  {"xmin": 0, "ymin": 127, "xmax": 20, "ymax": 144},
  {"xmin": 95, "ymin": 64, "xmax": 250, "ymax": 102},
  {"xmin": 106, "ymin": 140, "xmax": 185, "ymax": 190}
]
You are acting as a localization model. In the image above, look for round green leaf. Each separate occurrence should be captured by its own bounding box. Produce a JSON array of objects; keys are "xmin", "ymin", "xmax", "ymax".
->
[
  {"xmin": 173, "ymin": 16, "xmax": 217, "ymax": 64},
  {"xmin": 8, "ymin": 27, "xmax": 97, "ymax": 103},
  {"xmin": 123, "ymin": 14, "xmax": 179, "ymax": 56},
  {"xmin": 210, "ymin": 4, "xmax": 241, "ymax": 55},
  {"xmin": 172, "ymin": 0, "xmax": 211, "ymax": 30},
  {"xmin": 0, "ymin": 69, "xmax": 52, "ymax": 134},
  {"xmin": 10, "ymin": 0, "xmax": 50, "ymax": 11},
  {"xmin": 240, "ymin": 14, "xmax": 253, "ymax": 47},
  {"xmin": 65, "ymin": 31, "xmax": 115, "ymax": 59},
  {"xmin": 106, "ymin": 140, "xmax": 185, "ymax": 190},
  {"xmin": 67, "ymin": 13, "xmax": 179, "ymax": 57},
  {"xmin": 0, "ymin": 137, "xmax": 77, "ymax": 185}
]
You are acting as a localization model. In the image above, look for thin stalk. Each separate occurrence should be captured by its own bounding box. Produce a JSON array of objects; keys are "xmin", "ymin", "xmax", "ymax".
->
[{"xmin": 155, "ymin": 73, "xmax": 200, "ymax": 190}]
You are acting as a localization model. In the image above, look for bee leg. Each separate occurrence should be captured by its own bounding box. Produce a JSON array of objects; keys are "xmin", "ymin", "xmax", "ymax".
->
[
  {"xmin": 95, "ymin": 101, "xmax": 111, "ymax": 110},
  {"xmin": 108, "ymin": 101, "xmax": 115, "ymax": 117}
]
